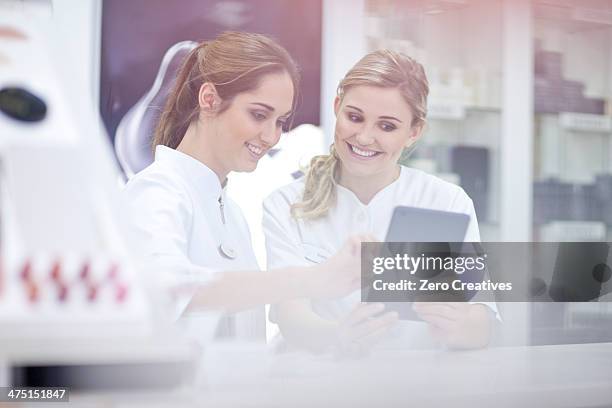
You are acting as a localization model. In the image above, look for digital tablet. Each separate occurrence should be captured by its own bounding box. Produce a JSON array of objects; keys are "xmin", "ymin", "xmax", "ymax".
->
[
  {"xmin": 385, "ymin": 206, "xmax": 470, "ymax": 243},
  {"xmin": 380, "ymin": 206, "xmax": 471, "ymax": 320}
]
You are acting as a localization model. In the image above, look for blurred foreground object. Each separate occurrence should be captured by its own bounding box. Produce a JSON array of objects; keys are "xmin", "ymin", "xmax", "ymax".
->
[
  {"xmin": 0, "ymin": 10, "xmax": 200, "ymax": 391},
  {"xmin": 0, "ymin": 13, "xmax": 153, "ymax": 340}
]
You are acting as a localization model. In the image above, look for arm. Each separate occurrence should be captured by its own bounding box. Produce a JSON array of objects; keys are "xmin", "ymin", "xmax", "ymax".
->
[
  {"xmin": 413, "ymin": 302, "xmax": 493, "ymax": 349},
  {"xmin": 271, "ymin": 298, "xmax": 398, "ymax": 354},
  {"xmin": 261, "ymin": 191, "xmax": 341, "ymax": 351},
  {"xmin": 186, "ymin": 232, "xmax": 367, "ymax": 314},
  {"xmin": 456, "ymin": 193, "xmax": 501, "ymax": 321},
  {"xmin": 121, "ymin": 175, "xmax": 201, "ymax": 319},
  {"xmin": 262, "ymin": 192, "xmax": 397, "ymax": 353},
  {"xmin": 122, "ymin": 176, "xmax": 362, "ymax": 317},
  {"xmin": 274, "ymin": 299, "xmax": 339, "ymax": 352},
  {"xmin": 186, "ymin": 256, "xmax": 357, "ymax": 314},
  {"xmin": 413, "ymin": 190, "xmax": 496, "ymax": 349}
]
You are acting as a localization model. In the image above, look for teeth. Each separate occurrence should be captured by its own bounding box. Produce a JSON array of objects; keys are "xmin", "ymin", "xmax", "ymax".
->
[
  {"xmin": 246, "ymin": 143, "xmax": 263, "ymax": 155},
  {"xmin": 350, "ymin": 144, "xmax": 377, "ymax": 157}
]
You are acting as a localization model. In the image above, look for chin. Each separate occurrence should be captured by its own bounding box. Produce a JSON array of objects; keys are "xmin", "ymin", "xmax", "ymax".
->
[
  {"xmin": 236, "ymin": 161, "xmax": 259, "ymax": 173},
  {"xmin": 341, "ymin": 161, "xmax": 380, "ymax": 178}
]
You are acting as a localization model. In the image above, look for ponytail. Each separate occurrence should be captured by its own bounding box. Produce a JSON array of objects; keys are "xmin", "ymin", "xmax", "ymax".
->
[
  {"xmin": 291, "ymin": 144, "xmax": 339, "ymax": 219},
  {"xmin": 153, "ymin": 44, "xmax": 206, "ymax": 150}
]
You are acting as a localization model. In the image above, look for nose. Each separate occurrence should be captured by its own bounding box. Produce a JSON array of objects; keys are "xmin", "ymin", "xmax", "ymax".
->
[
  {"xmin": 260, "ymin": 122, "xmax": 282, "ymax": 147},
  {"xmin": 354, "ymin": 126, "xmax": 375, "ymax": 146}
]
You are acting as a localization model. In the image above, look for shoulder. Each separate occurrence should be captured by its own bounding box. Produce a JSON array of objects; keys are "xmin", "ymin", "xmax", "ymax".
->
[
  {"xmin": 125, "ymin": 161, "xmax": 186, "ymax": 192},
  {"xmin": 263, "ymin": 177, "xmax": 306, "ymax": 210},
  {"xmin": 400, "ymin": 166, "xmax": 463, "ymax": 196},
  {"xmin": 399, "ymin": 166, "xmax": 473, "ymax": 211},
  {"xmin": 123, "ymin": 161, "xmax": 193, "ymax": 207}
]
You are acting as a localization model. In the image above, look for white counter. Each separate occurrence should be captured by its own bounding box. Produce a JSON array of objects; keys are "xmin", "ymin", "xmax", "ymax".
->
[{"xmin": 47, "ymin": 341, "xmax": 612, "ymax": 408}]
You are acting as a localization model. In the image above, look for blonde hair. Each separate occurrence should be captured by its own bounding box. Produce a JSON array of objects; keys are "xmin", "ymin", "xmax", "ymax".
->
[
  {"xmin": 153, "ymin": 31, "xmax": 300, "ymax": 149},
  {"xmin": 291, "ymin": 49, "xmax": 429, "ymax": 220}
]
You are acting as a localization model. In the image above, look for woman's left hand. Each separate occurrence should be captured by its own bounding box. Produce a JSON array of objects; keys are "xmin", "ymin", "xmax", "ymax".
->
[{"xmin": 412, "ymin": 302, "xmax": 493, "ymax": 349}]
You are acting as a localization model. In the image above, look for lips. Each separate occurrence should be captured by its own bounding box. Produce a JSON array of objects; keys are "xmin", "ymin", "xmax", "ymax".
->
[{"xmin": 346, "ymin": 142, "xmax": 382, "ymax": 159}]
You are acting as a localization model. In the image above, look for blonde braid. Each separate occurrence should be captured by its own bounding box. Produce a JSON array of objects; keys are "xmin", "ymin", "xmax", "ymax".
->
[{"xmin": 290, "ymin": 144, "xmax": 339, "ymax": 219}]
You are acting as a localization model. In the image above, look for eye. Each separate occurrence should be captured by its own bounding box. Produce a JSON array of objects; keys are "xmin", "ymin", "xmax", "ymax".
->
[
  {"xmin": 250, "ymin": 110, "xmax": 267, "ymax": 121},
  {"xmin": 379, "ymin": 121, "xmax": 397, "ymax": 132},
  {"xmin": 347, "ymin": 112, "xmax": 363, "ymax": 123}
]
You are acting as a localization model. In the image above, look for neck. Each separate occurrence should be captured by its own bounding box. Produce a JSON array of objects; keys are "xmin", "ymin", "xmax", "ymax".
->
[
  {"xmin": 338, "ymin": 165, "xmax": 401, "ymax": 205},
  {"xmin": 176, "ymin": 121, "xmax": 228, "ymax": 184}
]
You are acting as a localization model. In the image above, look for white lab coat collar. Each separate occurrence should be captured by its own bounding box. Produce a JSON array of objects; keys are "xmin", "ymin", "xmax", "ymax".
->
[
  {"xmin": 154, "ymin": 145, "xmax": 226, "ymax": 200},
  {"xmin": 335, "ymin": 165, "xmax": 406, "ymax": 208}
]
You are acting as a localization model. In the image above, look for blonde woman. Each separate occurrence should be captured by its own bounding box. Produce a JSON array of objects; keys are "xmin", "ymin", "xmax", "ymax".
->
[
  {"xmin": 263, "ymin": 50, "xmax": 495, "ymax": 353},
  {"xmin": 122, "ymin": 32, "xmax": 367, "ymax": 341}
]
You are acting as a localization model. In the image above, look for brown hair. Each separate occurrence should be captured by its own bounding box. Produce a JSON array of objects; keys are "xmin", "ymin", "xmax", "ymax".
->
[
  {"xmin": 153, "ymin": 31, "xmax": 300, "ymax": 149},
  {"xmin": 291, "ymin": 49, "xmax": 429, "ymax": 220}
]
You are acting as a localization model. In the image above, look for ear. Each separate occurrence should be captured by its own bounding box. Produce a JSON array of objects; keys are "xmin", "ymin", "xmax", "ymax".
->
[
  {"xmin": 333, "ymin": 96, "xmax": 341, "ymax": 117},
  {"xmin": 406, "ymin": 123, "xmax": 425, "ymax": 146},
  {"xmin": 198, "ymin": 82, "xmax": 222, "ymax": 113}
]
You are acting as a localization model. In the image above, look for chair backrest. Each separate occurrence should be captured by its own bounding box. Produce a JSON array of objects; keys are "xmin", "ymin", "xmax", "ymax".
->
[{"xmin": 114, "ymin": 41, "xmax": 197, "ymax": 178}]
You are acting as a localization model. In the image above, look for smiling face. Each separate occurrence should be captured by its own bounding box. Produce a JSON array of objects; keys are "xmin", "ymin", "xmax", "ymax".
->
[
  {"xmin": 202, "ymin": 70, "xmax": 295, "ymax": 176},
  {"xmin": 333, "ymin": 85, "xmax": 422, "ymax": 182}
]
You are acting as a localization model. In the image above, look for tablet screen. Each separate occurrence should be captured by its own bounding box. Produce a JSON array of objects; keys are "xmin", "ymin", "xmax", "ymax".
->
[{"xmin": 380, "ymin": 206, "xmax": 471, "ymax": 321}]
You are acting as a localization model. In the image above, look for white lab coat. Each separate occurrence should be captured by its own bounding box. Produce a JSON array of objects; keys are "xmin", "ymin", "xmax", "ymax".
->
[
  {"xmin": 122, "ymin": 145, "xmax": 264, "ymax": 342},
  {"xmin": 263, "ymin": 165, "xmax": 489, "ymax": 349}
]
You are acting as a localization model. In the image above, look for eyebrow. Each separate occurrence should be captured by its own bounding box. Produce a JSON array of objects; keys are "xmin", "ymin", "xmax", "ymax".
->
[
  {"xmin": 345, "ymin": 105, "xmax": 403, "ymax": 123},
  {"xmin": 250, "ymin": 102, "xmax": 292, "ymax": 117}
]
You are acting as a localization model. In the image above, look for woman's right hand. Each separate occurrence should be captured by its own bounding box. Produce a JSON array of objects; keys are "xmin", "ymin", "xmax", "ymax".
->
[
  {"xmin": 333, "ymin": 302, "xmax": 398, "ymax": 356},
  {"xmin": 309, "ymin": 235, "xmax": 376, "ymax": 299}
]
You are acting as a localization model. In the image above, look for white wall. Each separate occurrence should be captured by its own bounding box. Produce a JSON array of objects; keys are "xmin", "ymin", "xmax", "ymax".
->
[
  {"xmin": 49, "ymin": 0, "xmax": 102, "ymax": 111},
  {"xmin": 501, "ymin": 0, "xmax": 534, "ymax": 241},
  {"xmin": 321, "ymin": 0, "xmax": 366, "ymax": 146}
]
